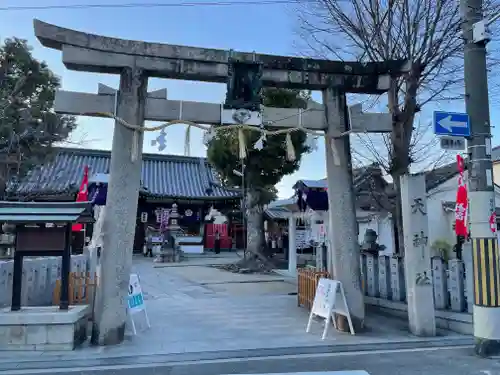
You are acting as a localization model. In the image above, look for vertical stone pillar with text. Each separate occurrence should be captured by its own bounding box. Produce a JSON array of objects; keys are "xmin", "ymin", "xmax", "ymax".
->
[{"xmin": 400, "ymin": 174, "xmax": 436, "ymax": 336}]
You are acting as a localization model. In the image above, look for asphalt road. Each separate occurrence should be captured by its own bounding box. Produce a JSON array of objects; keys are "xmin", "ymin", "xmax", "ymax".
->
[{"xmin": 5, "ymin": 346, "xmax": 500, "ymax": 375}]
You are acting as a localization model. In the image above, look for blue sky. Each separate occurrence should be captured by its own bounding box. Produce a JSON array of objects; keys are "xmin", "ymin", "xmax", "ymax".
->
[{"xmin": 1, "ymin": 0, "xmax": 499, "ymax": 198}]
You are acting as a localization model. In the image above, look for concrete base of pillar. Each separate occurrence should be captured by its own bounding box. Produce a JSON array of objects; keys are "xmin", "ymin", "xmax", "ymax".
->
[
  {"xmin": 91, "ymin": 321, "xmax": 126, "ymax": 346},
  {"xmin": 474, "ymin": 305, "xmax": 500, "ymax": 357},
  {"xmin": 0, "ymin": 305, "xmax": 89, "ymax": 351},
  {"xmin": 475, "ymin": 338, "xmax": 500, "ymax": 357},
  {"xmin": 335, "ymin": 314, "xmax": 366, "ymax": 333}
]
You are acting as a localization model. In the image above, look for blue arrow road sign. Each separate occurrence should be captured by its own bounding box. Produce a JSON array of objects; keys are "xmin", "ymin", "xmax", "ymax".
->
[{"xmin": 434, "ymin": 111, "xmax": 470, "ymax": 137}]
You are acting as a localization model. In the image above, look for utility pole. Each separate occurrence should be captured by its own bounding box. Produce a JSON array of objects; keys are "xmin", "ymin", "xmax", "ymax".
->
[{"xmin": 462, "ymin": 0, "xmax": 500, "ymax": 357}]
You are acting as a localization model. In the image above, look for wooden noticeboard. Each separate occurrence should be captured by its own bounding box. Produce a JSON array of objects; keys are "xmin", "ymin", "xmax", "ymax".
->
[{"xmin": 16, "ymin": 225, "xmax": 67, "ymax": 253}]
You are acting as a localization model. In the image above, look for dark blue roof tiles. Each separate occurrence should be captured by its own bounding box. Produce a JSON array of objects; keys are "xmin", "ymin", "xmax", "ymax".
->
[{"xmin": 12, "ymin": 147, "xmax": 239, "ymax": 199}]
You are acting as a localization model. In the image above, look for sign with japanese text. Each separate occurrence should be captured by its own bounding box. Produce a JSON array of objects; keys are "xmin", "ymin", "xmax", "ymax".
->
[
  {"xmin": 128, "ymin": 273, "xmax": 145, "ymax": 313},
  {"xmin": 440, "ymin": 136, "xmax": 466, "ymax": 151},
  {"xmin": 127, "ymin": 273, "xmax": 151, "ymax": 335},
  {"xmin": 400, "ymin": 174, "xmax": 436, "ymax": 334},
  {"xmin": 307, "ymin": 278, "xmax": 355, "ymax": 339}
]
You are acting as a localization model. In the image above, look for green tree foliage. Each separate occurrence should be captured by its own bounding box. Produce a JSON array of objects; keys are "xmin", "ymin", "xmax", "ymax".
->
[
  {"xmin": 0, "ymin": 38, "xmax": 76, "ymax": 196},
  {"xmin": 208, "ymin": 88, "xmax": 311, "ymax": 201},
  {"xmin": 207, "ymin": 88, "xmax": 312, "ymax": 257}
]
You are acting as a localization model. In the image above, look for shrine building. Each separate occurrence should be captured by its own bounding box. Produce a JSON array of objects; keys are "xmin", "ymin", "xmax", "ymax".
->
[{"xmin": 6, "ymin": 147, "xmax": 241, "ymax": 252}]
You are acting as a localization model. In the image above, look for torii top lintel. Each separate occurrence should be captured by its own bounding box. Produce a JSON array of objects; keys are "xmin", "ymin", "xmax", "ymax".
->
[{"xmin": 34, "ymin": 19, "xmax": 411, "ymax": 92}]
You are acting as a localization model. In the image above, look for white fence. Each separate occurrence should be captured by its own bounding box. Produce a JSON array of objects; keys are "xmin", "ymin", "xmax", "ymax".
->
[
  {"xmin": 360, "ymin": 252, "xmax": 472, "ymax": 314},
  {"xmin": 0, "ymin": 253, "xmax": 92, "ymax": 308}
]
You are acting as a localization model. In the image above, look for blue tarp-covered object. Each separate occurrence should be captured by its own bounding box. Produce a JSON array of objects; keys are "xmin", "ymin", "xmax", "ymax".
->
[
  {"xmin": 297, "ymin": 189, "xmax": 328, "ymax": 211},
  {"xmin": 89, "ymin": 184, "xmax": 107, "ymax": 206}
]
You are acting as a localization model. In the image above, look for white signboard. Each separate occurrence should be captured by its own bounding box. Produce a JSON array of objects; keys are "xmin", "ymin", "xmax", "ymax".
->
[
  {"xmin": 128, "ymin": 274, "xmax": 145, "ymax": 313},
  {"xmin": 317, "ymin": 223, "xmax": 326, "ymax": 243},
  {"xmin": 127, "ymin": 273, "xmax": 151, "ymax": 334},
  {"xmin": 296, "ymin": 229, "xmax": 307, "ymax": 249},
  {"xmin": 440, "ymin": 136, "xmax": 466, "ymax": 151},
  {"xmin": 306, "ymin": 278, "xmax": 355, "ymax": 339}
]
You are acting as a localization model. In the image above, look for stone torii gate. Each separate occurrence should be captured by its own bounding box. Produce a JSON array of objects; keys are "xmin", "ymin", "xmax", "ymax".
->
[
  {"xmin": 55, "ymin": 84, "xmax": 392, "ymax": 145},
  {"xmin": 34, "ymin": 19, "xmax": 408, "ymax": 345}
]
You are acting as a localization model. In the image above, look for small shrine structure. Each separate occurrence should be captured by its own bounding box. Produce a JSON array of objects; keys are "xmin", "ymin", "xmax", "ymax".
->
[{"xmin": 0, "ymin": 201, "xmax": 94, "ymax": 351}]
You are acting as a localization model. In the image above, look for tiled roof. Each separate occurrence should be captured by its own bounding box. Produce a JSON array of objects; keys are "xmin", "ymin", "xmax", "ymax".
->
[
  {"xmin": 424, "ymin": 161, "xmax": 461, "ymax": 191},
  {"xmin": 264, "ymin": 207, "xmax": 291, "ymax": 220},
  {"xmin": 293, "ymin": 163, "xmax": 392, "ymax": 211},
  {"xmin": 293, "ymin": 161, "xmax": 472, "ymax": 212},
  {"xmin": 492, "ymin": 146, "xmax": 500, "ymax": 162},
  {"xmin": 427, "ymin": 158, "xmax": 500, "ymax": 191},
  {"xmin": 296, "ymin": 179, "xmax": 327, "ymax": 189},
  {"xmin": 293, "ymin": 163, "xmax": 386, "ymax": 190},
  {"xmin": 9, "ymin": 147, "xmax": 239, "ymax": 200}
]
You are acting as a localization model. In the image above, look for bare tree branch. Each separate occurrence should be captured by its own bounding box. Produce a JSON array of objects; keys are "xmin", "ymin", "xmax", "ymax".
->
[{"xmin": 297, "ymin": 0, "xmax": 500, "ymax": 254}]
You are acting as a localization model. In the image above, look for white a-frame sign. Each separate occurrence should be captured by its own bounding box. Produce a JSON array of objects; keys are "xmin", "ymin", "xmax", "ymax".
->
[{"xmin": 306, "ymin": 278, "xmax": 355, "ymax": 339}]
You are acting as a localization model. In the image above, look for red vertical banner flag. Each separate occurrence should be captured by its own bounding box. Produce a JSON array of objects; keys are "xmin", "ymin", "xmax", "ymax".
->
[
  {"xmin": 455, "ymin": 155, "xmax": 468, "ymax": 237},
  {"xmin": 490, "ymin": 211, "xmax": 497, "ymax": 233},
  {"xmin": 72, "ymin": 165, "xmax": 89, "ymax": 232}
]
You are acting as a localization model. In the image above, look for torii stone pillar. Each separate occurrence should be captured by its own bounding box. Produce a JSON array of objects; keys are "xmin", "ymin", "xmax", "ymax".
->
[
  {"xmin": 34, "ymin": 19, "xmax": 409, "ymax": 344},
  {"xmin": 288, "ymin": 214, "xmax": 297, "ymax": 276},
  {"xmin": 93, "ymin": 68, "xmax": 148, "ymax": 345},
  {"xmin": 323, "ymin": 88, "xmax": 365, "ymax": 331},
  {"xmin": 34, "ymin": 25, "xmax": 150, "ymax": 345}
]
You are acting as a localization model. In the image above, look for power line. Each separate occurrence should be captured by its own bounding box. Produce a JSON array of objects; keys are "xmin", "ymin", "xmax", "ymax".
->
[{"xmin": 0, "ymin": 0, "xmax": 303, "ymax": 12}]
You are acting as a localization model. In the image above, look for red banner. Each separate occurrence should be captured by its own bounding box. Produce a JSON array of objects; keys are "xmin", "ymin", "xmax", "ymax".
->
[
  {"xmin": 455, "ymin": 155, "xmax": 468, "ymax": 237},
  {"xmin": 72, "ymin": 165, "xmax": 89, "ymax": 232}
]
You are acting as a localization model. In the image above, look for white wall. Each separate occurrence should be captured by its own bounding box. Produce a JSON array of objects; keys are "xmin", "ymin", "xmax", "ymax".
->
[
  {"xmin": 427, "ymin": 176, "xmax": 458, "ymax": 249},
  {"xmin": 287, "ymin": 172, "xmax": 500, "ymax": 257},
  {"xmin": 358, "ymin": 214, "xmax": 394, "ymax": 256},
  {"xmin": 427, "ymin": 171, "xmax": 500, "ymax": 253},
  {"xmin": 308, "ymin": 210, "xmax": 395, "ymax": 255},
  {"xmin": 493, "ymin": 162, "xmax": 500, "ymax": 186}
]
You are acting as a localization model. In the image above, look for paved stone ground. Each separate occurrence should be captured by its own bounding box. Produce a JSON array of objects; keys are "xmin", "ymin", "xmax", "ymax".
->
[
  {"xmin": 0, "ymin": 255, "xmax": 471, "ymax": 365},
  {"xmin": 2, "ymin": 347, "xmax": 493, "ymax": 375},
  {"xmin": 120, "ymin": 257, "xmax": 467, "ymax": 354},
  {"xmin": 152, "ymin": 251, "xmax": 243, "ymax": 268}
]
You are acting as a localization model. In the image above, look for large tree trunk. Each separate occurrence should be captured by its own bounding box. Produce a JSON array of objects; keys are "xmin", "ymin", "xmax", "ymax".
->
[
  {"xmin": 390, "ymin": 127, "xmax": 411, "ymax": 256},
  {"xmin": 246, "ymin": 189, "xmax": 265, "ymax": 256},
  {"xmin": 240, "ymin": 189, "xmax": 276, "ymax": 270},
  {"xmin": 0, "ymin": 161, "xmax": 12, "ymax": 200},
  {"xmin": 388, "ymin": 76, "xmax": 418, "ymax": 256},
  {"xmin": 391, "ymin": 170, "xmax": 407, "ymax": 256},
  {"xmin": 0, "ymin": 178, "xmax": 6, "ymax": 200}
]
